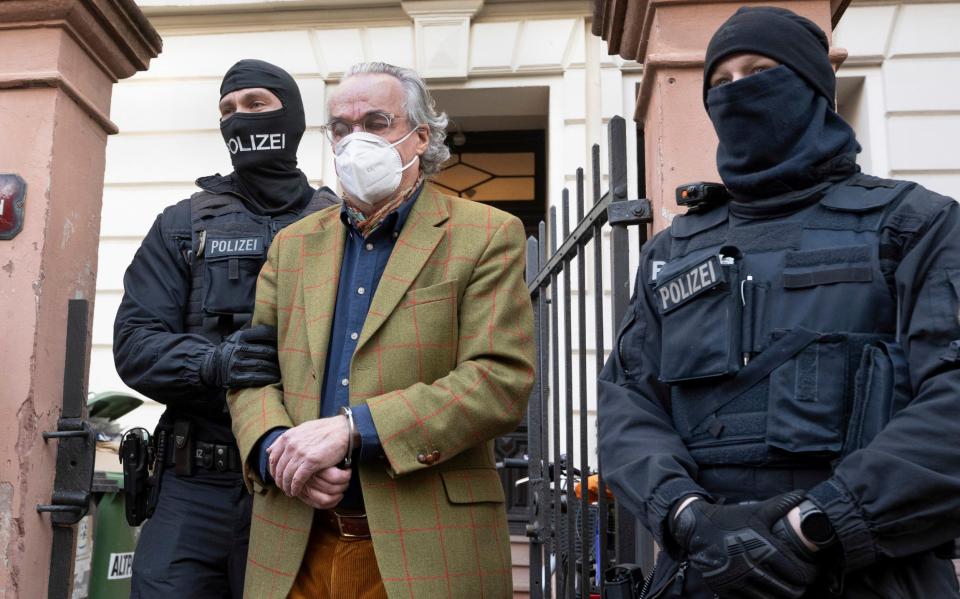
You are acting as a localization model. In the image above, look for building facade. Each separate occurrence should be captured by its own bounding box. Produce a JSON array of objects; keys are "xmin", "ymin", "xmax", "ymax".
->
[{"xmin": 833, "ymin": 1, "xmax": 960, "ymax": 201}]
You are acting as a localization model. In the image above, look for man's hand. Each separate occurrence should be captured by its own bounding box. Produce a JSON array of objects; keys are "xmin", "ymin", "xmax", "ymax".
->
[
  {"xmin": 670, "ymin": 491, "xmax": 819, "ymax": 599},
  {"xmin": 200, "ymin": 324, "xmax": 280, "ymax": 389},
  {"xmin": 297, "ymin": 467, "xmax": 352, "ymax": 510},
  {"xmin": 267, "ymin": 416, "xmax": 350, "ymax": 497}
]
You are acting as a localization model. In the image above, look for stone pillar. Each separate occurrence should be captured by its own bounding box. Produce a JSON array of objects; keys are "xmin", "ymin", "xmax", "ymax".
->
[
  {"xmin": 595, "ymin": 0, "xmax": 845, "ymax": 232},
  {"xmin": 0, "ymin": 2, "xmax": 160, "ymax": 596}
]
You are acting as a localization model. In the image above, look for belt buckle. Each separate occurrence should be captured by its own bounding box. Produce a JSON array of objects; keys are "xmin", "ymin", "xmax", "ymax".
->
[{"xmin": 332, "ymin": 511, "xmax": 367, "ymax": 539}]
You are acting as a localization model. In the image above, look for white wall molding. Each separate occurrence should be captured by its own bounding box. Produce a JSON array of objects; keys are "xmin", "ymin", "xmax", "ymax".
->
[
  {"xmin": 146, "ymin": 8, "xmax": 408, "ymax": 33},
  {"xmin": 401, "ymin": 0, "xmax": 483, "ymax": 17}
]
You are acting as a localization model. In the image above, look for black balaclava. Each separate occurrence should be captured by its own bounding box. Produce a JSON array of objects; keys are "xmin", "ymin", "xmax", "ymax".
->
[
  {"xmin": 703, "ymin": 7, "xmax": 836, "ymax": 108},
  {"xmin": 703, "ymin": 7, "xmax": 860, "ymax": 205},
  {"xmin": 219, "ymin": 59, "xmax": 312, "ymax": 215}
]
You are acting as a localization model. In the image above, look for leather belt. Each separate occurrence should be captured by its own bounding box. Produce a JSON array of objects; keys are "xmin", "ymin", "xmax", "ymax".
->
[
  {"xmin": 318, "ymin": 509, "xmax": 370, "ymax": 539},
  {"xmin": 165, "ymin": 440, "xmax": 242, "ymax": 473}
]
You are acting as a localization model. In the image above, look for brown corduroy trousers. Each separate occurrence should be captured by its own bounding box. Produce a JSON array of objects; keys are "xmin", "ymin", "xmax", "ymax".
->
[{"xmin": 287, "ymin": 515, "xmax": 388, "ymax": 599}]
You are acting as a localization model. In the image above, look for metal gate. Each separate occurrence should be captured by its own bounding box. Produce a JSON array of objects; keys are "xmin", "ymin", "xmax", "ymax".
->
[
  {"xmin": 518, "ymin": 115, "xmax": 654, "ymax": 598},
  {"xmin": 38, "ymin": 299, "xmax": 97, "ymax": 599}
]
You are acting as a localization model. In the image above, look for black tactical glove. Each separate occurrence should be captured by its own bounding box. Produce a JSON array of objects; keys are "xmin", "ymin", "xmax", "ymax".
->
[
  {"xmin": 200, "ymin": 324, "xmax": 281, "ymax": 389},
  {"xmin": 670, "ymin": 491, "xmax": 819, "ymax": 599}
]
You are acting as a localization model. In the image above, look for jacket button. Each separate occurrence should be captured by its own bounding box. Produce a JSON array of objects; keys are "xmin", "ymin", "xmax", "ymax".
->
[{"xmin": 417, "ymin": 453, "xmax": 427, "ymax": 464}]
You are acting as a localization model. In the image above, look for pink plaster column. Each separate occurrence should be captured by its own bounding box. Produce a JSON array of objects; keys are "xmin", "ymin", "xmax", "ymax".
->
[
  {"xmin": 597, "ymin": 0, "xmax": 845, "ymax": 232},
  {"xmin": 0, "ymin": 2, "xmax": 159, "ymax": 596}
]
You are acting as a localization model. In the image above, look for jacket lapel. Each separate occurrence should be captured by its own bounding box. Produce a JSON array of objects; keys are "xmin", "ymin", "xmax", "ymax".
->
[
  {"xmin": 356, "ymin": 186, "xmax": 449, "ymax": 351},
  {"xmin": 301, "ymin": 209, "xmax": 347, "ymax": 386}
]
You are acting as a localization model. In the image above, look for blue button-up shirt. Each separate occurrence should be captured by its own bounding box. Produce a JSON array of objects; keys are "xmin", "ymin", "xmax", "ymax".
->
[{"xmin": 256, "ymin": 188, "xmax": 421, "ymax": 509}]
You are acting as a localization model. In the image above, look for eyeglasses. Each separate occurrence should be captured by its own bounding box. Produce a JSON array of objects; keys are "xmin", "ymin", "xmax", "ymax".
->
[{"xmin": 321, "ymin": 111, "xmax": 407, "ymax": 144}]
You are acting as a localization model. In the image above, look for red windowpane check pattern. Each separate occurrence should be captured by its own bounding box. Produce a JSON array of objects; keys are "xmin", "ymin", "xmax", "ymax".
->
[{"xmin": 228, "ymin": 186, "xmax": 535, "ymax": 598}]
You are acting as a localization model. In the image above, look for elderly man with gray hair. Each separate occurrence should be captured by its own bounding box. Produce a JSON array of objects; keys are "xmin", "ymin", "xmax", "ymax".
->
[{"xmin": 228, "ymin": 62, "xmax": 535, "ymax": 599}]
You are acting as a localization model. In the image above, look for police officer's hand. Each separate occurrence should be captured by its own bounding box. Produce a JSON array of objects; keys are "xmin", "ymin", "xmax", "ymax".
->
[
  {"xmin": 670, "ymin": 491, "xmax": 819, "ymax": 599},
  {"xmin": 200, "ymin": 324, "xmax": 281, "ymax": 389},
  {"xmin": 297, "ymin": 467, "xmax": 352, "ymax": 510}
]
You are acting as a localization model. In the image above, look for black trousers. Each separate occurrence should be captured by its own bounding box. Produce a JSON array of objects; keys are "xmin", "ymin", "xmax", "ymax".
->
[{"xmin": 130, "ymin": 469, "xmax": 252, "ymax": 599}]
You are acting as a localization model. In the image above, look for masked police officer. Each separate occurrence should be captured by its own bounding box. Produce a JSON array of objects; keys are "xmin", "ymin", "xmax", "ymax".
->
[
  {"xmin": 114, "ymin": 59, "xmax": 337, "ymax": 598},
  {"xmin": 598, "ymin": 7, "xmax": 960, "ymax": 599}
]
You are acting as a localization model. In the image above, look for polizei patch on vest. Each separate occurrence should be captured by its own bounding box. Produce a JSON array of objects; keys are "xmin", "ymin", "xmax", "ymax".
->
[
  {"xmin": 205, "ymin": 236, "xmax": 263, "ymax": 258},
  {"xmin": 654, "ymin": 256, "xmax": 723, "ymax": 314}
]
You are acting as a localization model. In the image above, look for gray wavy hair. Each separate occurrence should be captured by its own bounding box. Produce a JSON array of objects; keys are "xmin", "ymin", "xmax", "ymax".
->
[{"xmin": 342, "ymin": 62, "xmax": 450, "ymax": 176}]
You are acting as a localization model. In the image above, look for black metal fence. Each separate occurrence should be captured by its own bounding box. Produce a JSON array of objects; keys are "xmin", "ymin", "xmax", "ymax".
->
[{"xmin": 519, "ymin": 115, "xmax": 654, "ymax": 598}]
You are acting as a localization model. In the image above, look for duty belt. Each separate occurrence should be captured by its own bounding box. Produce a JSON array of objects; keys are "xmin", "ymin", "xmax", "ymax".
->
[{"xmin": 165, "ymin": 440, "xmax": 242, "ymax": 473}]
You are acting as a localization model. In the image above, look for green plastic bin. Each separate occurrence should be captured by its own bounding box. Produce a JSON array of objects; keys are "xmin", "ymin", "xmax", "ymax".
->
[
  {"xmin": 71, "ymin": 391, "xmax": 143, "ymax": 598},
  {"xmin": 86, "ymin": 471, "xmax": 138, "ymax": 598}
]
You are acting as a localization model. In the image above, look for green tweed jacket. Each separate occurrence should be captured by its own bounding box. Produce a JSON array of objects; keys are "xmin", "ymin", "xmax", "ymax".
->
[{"xmin": 227, "ymin": 186, "xmax": 536, "ymax": 599}]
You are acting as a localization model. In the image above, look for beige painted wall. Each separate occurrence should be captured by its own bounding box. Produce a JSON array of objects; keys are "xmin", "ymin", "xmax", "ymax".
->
[{"xmin": 835, "ymin": 1, "xmax": 960, "ymax": 199}]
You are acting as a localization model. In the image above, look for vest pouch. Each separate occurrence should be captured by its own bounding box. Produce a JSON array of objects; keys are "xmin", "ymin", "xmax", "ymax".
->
[
  {"xmin": 657, "ymin": 254, "xmax": 741, "ymax": 383},
  {"xmin": 766, "ymin": 333, "xmax": 848, "ymax": 455},
  {"xmin": 741, "ymin": 278, "xmax": 770, "ymax": 356},
  {"xmin": 201, "ymin": 234, "xmax": 265, "ymax": 316},
  {"xmin": 842, "ymin": 340, "xmax": 911, "ymax": 456}
]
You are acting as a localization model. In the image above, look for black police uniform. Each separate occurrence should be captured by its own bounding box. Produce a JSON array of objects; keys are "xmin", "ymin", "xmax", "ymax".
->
[
  {"xmin": 598, "ymin": 170, "xmax": 960, "ymax": 598},
  {"xmin": 114, "ymin": 173, "xmax": 337, "ymax": 598}
]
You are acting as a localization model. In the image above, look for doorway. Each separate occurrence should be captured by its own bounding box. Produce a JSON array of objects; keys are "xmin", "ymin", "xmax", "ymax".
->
[
  {"xmin": 431, "ymin": 85, "xmax": 549, "ymax": 238},
  {"xmin": 434, "ymin": 129, "xmax": 546, "ymax": 238}
]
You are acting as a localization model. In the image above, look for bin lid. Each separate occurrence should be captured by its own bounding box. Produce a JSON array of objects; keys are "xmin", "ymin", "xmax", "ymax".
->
[
  {"xmin": 88, "ymin": 391, "xmax": 143, "ymax": 421},
  {"xmin": 92, "ymin": 470, "xmax": 123, "ymax": 494}
]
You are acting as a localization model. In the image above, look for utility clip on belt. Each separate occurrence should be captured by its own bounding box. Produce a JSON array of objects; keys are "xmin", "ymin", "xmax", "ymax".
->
[{"xmin": 167, "ymin": 420, "xmax": 241, "ymax": 474}]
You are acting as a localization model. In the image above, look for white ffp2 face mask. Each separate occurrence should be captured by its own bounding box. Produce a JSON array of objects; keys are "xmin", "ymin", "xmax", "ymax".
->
[{"xmin": 333, "ymin": 129, "xmax": 419, "ymax": 206}]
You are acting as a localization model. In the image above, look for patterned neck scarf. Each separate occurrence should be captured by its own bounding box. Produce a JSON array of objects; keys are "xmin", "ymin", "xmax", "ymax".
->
[{"xmin": 343, "ymin": 175, "xmax": 424, "ymax": 238}]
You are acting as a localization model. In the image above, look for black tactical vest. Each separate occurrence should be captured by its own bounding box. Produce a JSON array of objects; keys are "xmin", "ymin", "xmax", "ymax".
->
[
  {"xmin": 182, "ymin": 188, "xmax": 336, "ymax": 343},
  {"xmin": 655, "ymin": 174, "xmax": 914, "ymax": 469}
]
